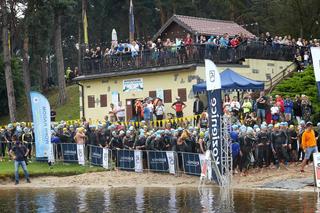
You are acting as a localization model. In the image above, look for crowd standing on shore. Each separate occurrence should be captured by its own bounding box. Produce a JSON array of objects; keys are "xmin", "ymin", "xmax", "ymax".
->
[{"xmin": 0, "ymin": 90, "xmax": 319, "ymax": 177}]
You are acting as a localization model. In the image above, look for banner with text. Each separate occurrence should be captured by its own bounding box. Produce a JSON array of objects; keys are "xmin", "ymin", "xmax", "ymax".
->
[
  {"xmin": 30, "ymin": 91, "xmax": 52, "ymax": 159},
  {"xmin": 313, "ymin": 153, "xmax": 320, "ymax": 187},
  {"xmin": 148, "ymin": 151, "xmax": 176, "ymax": 174},
  {"xmin": 117, "ymin": 149, "xmax": 135, "ymax": 170},
  {"xmin": 134, "ymin": 150, "xmax": 143, "ymax": 173},
  {"xmin": 205, "ymin": 59, "xmax": 223, "ymax": 182},
  {"xmin": 182, "ymin": 152, "xmax": 202, "ymax": 176},
  {"xmin": 123, "ymin": 78, "xmax": 143, "ymax": 92},
  {"xmin": 311, "ymin": 47, "xmax": 320, "ymax": 98}
]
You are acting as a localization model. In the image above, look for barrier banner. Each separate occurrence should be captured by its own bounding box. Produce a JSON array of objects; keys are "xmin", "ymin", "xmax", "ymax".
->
[
  {"xmin": 182, "ymin": 152, "xmax": 201, "ymax": 176},
  {"xmin": 30, "ymin": 91, "xmax": 52, "ymax": 160},
  {"xmin": 313, "ymin": 153, "xmax": 320, "ymax": 187},
  {"xmin": 117, "ymin": 149, "xmax": 135, "ymax": 170},
  {"xmin": 134, "ymin": 150, "xmax": 143, "ymax": 172},
  {"xmin": 91, "ymin": 146, "xmax": 103, "ymax": 166},
  {"xmin": 148, "ymin": 151, "xmax": 169, "ymax": 173},
  {"xmin": 61, "ymin": 143, "xmax": 78, "ymax": 163},
  {"xmin": 166, "ymin": 151, "xmax": 176, "ymax": 174},
  {"xmin": 103, "ymin": 148, "xmax": 109, "ymax": 169},
  {"xmin": 77, "ymin": 144, "xmax": 85, "ymax": 165}
]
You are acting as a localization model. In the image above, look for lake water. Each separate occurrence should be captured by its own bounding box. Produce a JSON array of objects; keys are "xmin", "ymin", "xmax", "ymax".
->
[{"xmin": 0, "ymin": 187, "xmax": 318, "ymax": 212}]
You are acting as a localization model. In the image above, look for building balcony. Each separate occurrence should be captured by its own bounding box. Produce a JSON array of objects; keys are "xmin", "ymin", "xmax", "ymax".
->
[{"xmin": 80, "ymin": 41, "xmax": 296, "ymax": 77}]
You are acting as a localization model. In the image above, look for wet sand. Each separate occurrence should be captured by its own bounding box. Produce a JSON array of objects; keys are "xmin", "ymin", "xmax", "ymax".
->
[{"xmin": 0, "ymin": 163, "xmax": 317, "ymax": 192}]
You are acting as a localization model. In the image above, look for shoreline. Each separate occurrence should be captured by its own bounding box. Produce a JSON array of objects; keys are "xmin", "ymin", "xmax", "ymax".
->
[{"xmin": 0, "ymin": 164, "xmax": 318, "ymax": 193}]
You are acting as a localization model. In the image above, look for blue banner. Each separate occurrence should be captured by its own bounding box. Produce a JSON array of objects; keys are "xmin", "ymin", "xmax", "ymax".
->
[
  {"xmin": 117, "ymin": 150, "xmax": 135, "ymax": 170},
  {"xmin": 148, "ymin": 151, "xmax": 169, "ymax": 172},
  {"xmin": 91, "ymin": 146, "xmax": 103, "ymax": 166},
  {"xmin": 182, "ymin": 153, "xmax": 201, "ymax": 176},
  {"xmin": 207, "ymin": 89, "xmax": 223, "ymax": 175},
  {"xmin": 61, "ymin": 143, "xmax": 78, "ymax": 163},
  {"xmin": 30, "ymin": 91, "xmax": 51, "ymax": 158}
]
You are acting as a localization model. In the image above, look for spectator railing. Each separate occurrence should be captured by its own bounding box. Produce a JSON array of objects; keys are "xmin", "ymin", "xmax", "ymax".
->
[{"xmin": 81, "ymin": 42, "xmax": 296, "ymax": 76}]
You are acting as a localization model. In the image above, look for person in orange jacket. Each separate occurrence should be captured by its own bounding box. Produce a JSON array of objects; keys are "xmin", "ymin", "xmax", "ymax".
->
[{"xmin": 301, "ymin": 121, "xmax": 318, "ymax": 172}]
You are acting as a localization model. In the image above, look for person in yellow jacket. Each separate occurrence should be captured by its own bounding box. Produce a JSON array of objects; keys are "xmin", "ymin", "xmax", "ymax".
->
[{"xmin": 301, "ymin": 121, "xmax": 318, "ymax": 172}]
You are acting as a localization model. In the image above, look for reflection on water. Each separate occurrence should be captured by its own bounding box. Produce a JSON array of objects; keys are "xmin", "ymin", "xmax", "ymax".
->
[{"xmin": 0, "ymin": 187, "xmax": 318, "ymax": 213}]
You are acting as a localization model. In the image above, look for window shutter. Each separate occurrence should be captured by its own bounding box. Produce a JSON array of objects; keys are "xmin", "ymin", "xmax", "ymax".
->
[
  {"xmin": 178, "ymin": 88, "xmax": 187, "ymax": 102},
  {"xmin": 164, "ymin": 89, "xmax": 172, "ymax": 103},
  {"xmin": 88, "ymin": 95, "xmax": 95, "ymax": 108},
  {"xmin": 100, "ymin": 94, "xmax": 107, "ymax": 107},
  {"xmin": 149, "ymin": 91, "xmax": 156, "ymax": 98}
]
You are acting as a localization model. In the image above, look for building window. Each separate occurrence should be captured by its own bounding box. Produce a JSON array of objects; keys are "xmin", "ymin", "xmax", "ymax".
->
[
  {"xmin": 149, "ymin": 91, "xmax": 156, "ymax": 99},
  {"xmin": 100, "ymin": 94, "xmax": 107, "ymax": 107},
  {"xmin": 266, "ymin": 74, "xmax": 271, "ymax": 80},
  {"xmin": 88, "ymin": 95, "xmax": 95, "ymax": 108},
  {"xmin": 164, "ymin": 89, "xmax": 172, "ymax": 103},
  {"xmin": 178, "ymin": 88, "xmax": 187, "ymax": 102}
]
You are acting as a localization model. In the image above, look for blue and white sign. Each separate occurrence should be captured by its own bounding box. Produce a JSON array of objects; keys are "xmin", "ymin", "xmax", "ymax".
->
[
  {"xmin": 61, "ymin": 143, "xmax": 78, "ymax": 163},
  {"xmin": 30, "ymin": 91, "xmax": 51, "ymax": 159},
  {"xmin": 205, "ymin": 59, "xmax": 223, "ymax": 180},
  {"xmin": 182, "ymin": 152, "xmax": 201, "ymax": 176},
  {"xmin": 123, "ymin": 78, "xmax": 143, "ymax": 92},
  {"xmin": 117, "ymin": 150, "xmax": 135, "ymax": 170},
  {"xmin": 91, "ymin": 146, "xmax": 103, "ymax": 166}
]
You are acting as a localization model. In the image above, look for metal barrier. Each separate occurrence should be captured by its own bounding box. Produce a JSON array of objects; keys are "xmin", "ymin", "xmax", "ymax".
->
[
  {"xmin": 180, "ymin": 151, "xmax": 204, "ymax": 176},
  {"xmin": 146, "ymin": 150, "xmax": 178, "ymax": 174}
]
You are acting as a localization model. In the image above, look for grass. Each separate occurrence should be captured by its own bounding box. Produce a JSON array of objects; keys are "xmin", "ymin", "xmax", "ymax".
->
[
  {"xmin": 0, "ymin": 84, "xmax": 80, "ymax": 125},
  {"xmin": 0, "ymin": 160, "xmax": 105, "ymax": 179}
]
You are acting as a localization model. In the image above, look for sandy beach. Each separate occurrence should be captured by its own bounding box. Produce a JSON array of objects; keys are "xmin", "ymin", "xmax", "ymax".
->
[{"xmin": 0, "ymin": 163, "xmax": 316, "ymax": 192}]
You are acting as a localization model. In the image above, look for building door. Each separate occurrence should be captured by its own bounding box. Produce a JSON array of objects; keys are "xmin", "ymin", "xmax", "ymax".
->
[{"xmin": 126, "ymin": 99, "xmax": 136, "ymax": 121}]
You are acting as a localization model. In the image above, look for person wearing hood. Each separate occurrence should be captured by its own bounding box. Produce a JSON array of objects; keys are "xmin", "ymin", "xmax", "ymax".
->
[
  {"xmin": 240, "ymin": 127, "xmax": 256, "ymax": 176},
  {"xmin": 257, "ymin": 124, "xmax": 270, "ymax": 169},
  {"xmin": 22, "ymin": 128, "xmax": 33, "ymax": 161},
  {"xmin": 0, "ymin": 128, "xmax": 8, "ymax": 160}
]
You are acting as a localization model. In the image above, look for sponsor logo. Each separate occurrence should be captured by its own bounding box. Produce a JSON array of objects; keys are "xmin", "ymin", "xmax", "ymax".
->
[
  {"xmin": 120, "ymin": 156, "xmax": 134, "ymax": 162},
  {"xmin": 151, "ymin": 158, "xmax": 167, "ymax": 163},
  {"xmin": 64, "ymin": 150, "xmax": 76, "ymax": 155},
  {"xmin": 209, "ymin": 69, "xmax": 216, "ymax": 82},
  {"xmin": 209, "ymin": 94, "xmax": 220, "ymax": 166},
  {"xmin": 186, "ymin": 160, "xmax": 200, "ymax": 166},
  {"xmin": 92, "ymin": 152, "xmax": 102, "ymax": 158}
]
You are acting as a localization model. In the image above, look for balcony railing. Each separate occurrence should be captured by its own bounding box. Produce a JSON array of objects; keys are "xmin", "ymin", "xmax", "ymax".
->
[{"xmin": 81, "ymin": 41, "xmax": 296, "ymax": 76}]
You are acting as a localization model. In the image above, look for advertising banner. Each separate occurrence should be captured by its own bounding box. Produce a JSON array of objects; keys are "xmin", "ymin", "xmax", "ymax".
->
[
  {"xmin": 30, "ymin": 91, "xmax": 52, "ymax": 160},
  {"xmin": 313, "ymin": 153, "xmax": 320, "ymax": 187},
  {"xmin": 182, "ymin": 152, "xmax": 201, "ymax": 176},
  {"xmin": 148, "ymin": 151, "xmax": 169, "ymax": 173},
  {"xmin": 91, "ymin": 146, "xmax": 103, "ymax": 166},
  {"xmin": 123, "ymin": 78, "xmax": 143, "ymax": 92},
  {"xmin": 311, "ymin": 47, "xmax": 320, "ymax": 97},
  {"xmin": 77, "ymin": 144, "xmax": 85, "ymax": 165},
  {"xmin": 103, "ymin": 148, "xmax": 109, "ymax": 169},
  {"xmin": 117, "ymin": 149, "xmax": 135, "ymax": 170},
  {"xmin": 166, "ymin": 151, "xmax": 176, "ymax": 174},
  {"xmin": 205, "ymin": 59, "xmax": 223, "ymax": 180},
  {"xmin": 61, "ymin": 143, "xmax": 78, "ymax": 163}
]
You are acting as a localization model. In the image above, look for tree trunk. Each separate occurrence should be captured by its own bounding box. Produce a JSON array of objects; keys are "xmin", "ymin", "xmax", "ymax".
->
[
  {"xmin": 41, "ymin": 54, "xmax": 49, "ymax": 93},
  {"xmin": 22, "ymin": 35, "xmax": 32, "ymax": 121},
  {"xmin": 54, "ymin": 13, "xmax": 67, "ymax": 105},
  {"xmin": 2, "ymin": 3, "xmax": 17, "ymax": 122}
]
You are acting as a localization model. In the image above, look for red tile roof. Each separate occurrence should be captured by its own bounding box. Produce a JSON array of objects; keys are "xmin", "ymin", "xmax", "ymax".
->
[{"xmin": 154, "ymin": 14, "xmax": 255, "ymax": 39}]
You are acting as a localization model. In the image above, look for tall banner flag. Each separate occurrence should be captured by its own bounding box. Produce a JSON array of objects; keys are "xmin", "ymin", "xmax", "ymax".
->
[
  {"xmin": 313, "ymin": 153, "xmax": 320, "ymax": 188},
  {"xmin": 129, "ymin": 0, "xmax": 135, "ymax": 42},
  {"xmin": 311, "ymin": 47, "xmax": 320, "ymax": 97},
  {"xmin": 205, "ymin": 59, "xmax": 223, "ymax": 178},
  {"xmin": 83, "ymin": 10, "xmax": 89, "ymax": 45},
  {"xmin": 77, "ymin": 144, "xmax": 85, "ymax": 165},
  {"xmin": 30, "ymin": 91, "xmax": 51, "ymax": 159}
]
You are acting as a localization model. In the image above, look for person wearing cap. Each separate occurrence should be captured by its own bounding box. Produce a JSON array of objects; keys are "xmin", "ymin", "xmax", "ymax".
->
[
  {"xmin": 288, "ymin": 125, "xmax": 298, "ymax": 162},
  {"xmin": 256, "ymin": 124, "xmax": 270, "ymax": 169},
  {"xmin": 193, "ymin": 95, "xmax": 204, "ymax": 125},
  {"xmin": 9, "ymin": 135, "xmax": 31, "ymax": 185},
  {"xmin": 0, "ymin": 128, "xmax": 8, "ymax": 161},
  {"xmin": 300, "ymin": 122, "xmax": 318, "ymax": 172},
  {"xmin": 240, "ymin": 127, "xmax": 255, "ymax": 176},
  {"xmin": 271, "ymin": 123, "xmax": 289, "ymax": 168},
  {"xmin": 297, "ymin": 120, "xmax": 306, "ymax": 161},
  {"xmin": 171, "ymin": 97, "xmax": 186, "ymax": 118},
  {"xmin": 22, "ymin": 128, "xmax": 33, "ymax": 161}
]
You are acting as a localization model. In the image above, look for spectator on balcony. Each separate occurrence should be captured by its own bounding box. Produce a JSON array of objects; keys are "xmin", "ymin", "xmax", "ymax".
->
[
  {"xmin": 230, "ymin": 36, "xmax": 240, "ymax": 48},
  {"xmin": 199, "ymin": 35, "xmax": 207, "ymax": 44},
  {"xmin": 155, "ymin": 38, "xmax": 164, "ymax": 64},
  {"xmin": 219, "ymin": 33, "xmax": 229, "ymax": 47},
  {"xmin": 184, "ymin": 33, "xmax": 193, "ymax": 60},
  {"xmin": 265, "ymin": 32, "xmax": 272, "ymax": 46}
]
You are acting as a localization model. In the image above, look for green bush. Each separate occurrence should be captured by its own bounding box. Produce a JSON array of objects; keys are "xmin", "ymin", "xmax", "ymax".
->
[{"xmin": 271, "ymin": 66, "xmax": 320, "ymax": 123}]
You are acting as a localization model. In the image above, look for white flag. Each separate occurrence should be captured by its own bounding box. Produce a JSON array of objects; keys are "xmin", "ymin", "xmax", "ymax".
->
[
  {"xmin": 77, "ymin": 144, "xmax": 85, "ymax": 165},
  {"xmin": 166, "ymin": 151, "xmax": 176, "ymax": 174},
  {"xmin": 103, "ymin": 148, "xmax": 109, "ymax": 169},
  {"xmin": 311, "ymin": 47, "xmax": 320, "ymax": 82},
  {"xmin": 134, "ymin": 150, "xmax": 143, "ymax": 173},
  {"xmin": 205, "ymin": 59, "xmax": 221, "ymax": 91}
]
